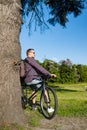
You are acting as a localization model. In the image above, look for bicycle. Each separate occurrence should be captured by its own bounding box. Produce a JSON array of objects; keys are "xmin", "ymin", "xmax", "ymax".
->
[{"xmin": 21, "ymin": 78, "xmax": 58, "ymax": 119}]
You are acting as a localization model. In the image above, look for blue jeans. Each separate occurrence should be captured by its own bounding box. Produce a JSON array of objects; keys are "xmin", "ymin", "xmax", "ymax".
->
[{"xmin": 26, "ymin": 78, "xmax": 42, "ymax": 88}]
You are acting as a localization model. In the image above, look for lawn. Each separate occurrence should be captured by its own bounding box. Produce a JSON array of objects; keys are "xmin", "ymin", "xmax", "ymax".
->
[
  {"xmin": 25, "ymin": 82, "xmax": 87, "ymax": 118},
  {"xmin": 1, "ymin": 83, "xmax": 87, "ymax": 129},
  {"xmin": 23, "ymin": 82, "xmax": 87, "ymax": 126},
  {"xmin": 52, "ymin": 82, "xmax": 87, "ymax": 117}
]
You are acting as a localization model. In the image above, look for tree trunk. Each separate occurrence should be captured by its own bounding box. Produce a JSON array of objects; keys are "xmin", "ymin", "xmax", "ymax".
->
[{"xmin": 0, "ymin": 0, "xmax": 26, "ymax": 125}]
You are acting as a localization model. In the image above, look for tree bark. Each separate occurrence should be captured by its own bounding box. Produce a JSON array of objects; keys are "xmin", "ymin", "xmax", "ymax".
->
[{"xmin": 0, "ymin": 0, "xmax": 26, "ymax": 125}]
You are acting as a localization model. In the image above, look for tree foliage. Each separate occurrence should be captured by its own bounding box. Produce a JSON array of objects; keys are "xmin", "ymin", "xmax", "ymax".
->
[
  {"xmin": 42, "ymin": 59, "xmax": 60, "ymax": 82},
  {"xmin": 41, "ymin": 58, "xmax": 87, "ymax": 84},
  {"xmin": 76, "ymin": 64, "xmax": 87, "ymax": 82},
  {"xmin": 21, "ymin": 0, "xmax": 86, "ymax": 31},
  {"xmin": 59, "ymin": 59, "xmax": 78, "ymax": 83}
]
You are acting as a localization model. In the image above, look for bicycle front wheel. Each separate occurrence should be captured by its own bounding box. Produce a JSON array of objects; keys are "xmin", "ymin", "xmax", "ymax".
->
[{"xmin": 40, "ymin": 86, "xmax": 58, "ymax": 119}]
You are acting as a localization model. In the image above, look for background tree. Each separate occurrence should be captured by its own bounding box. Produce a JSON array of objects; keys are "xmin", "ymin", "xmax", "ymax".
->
[
  {"xmin": 59, "ymin": 59, "xmax": 78, "ymax": 83},
  {"xmin": 81, "ymin": 65, "xmax": 87, "ymax": 82},
  {"xmin": 76, "ymin": 64, "xmax": 87, "ymax": 82},
  {"xmin": 0, "ymin": 0, "xmax": 86, "ymax": 125},
  {"xmin": 42, "ymin": 59, "xmax": 60, "ymax": 82},
  {"xmin": 42, "ymin": 59, "xmax": 87, "ymax": 84},
  {"xmin": 76, "ymin": 64, "xmax": 83, "ymax": 82}
]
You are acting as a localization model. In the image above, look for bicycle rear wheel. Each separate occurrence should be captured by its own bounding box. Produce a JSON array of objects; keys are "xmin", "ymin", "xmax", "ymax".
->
[
  {"xmin": 40, "ymin": 86, "xmax": 58, "ymax": 119},
  {"xmin": 21, "ymin": 96, "xmax": 27, "ymax": 109}
]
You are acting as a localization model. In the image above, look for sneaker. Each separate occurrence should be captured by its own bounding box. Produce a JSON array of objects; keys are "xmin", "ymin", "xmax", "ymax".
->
[
  {"xmin": 32, "ymin": 104, "xmax": 37, "ymax": 110},
  {"xmin": 47, "ymin": 107, "xmax": 54, "ymax": 113}
]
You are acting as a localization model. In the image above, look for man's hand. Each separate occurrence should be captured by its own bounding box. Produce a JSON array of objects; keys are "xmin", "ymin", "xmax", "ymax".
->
[{"xmin": 50, "ymin": 74, "xmax": 57, "ymax": 78}]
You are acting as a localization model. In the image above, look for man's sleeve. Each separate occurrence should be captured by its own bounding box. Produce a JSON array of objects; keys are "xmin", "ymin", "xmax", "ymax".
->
[{"xmin": 28, "ymin": 58, "xmax": 51, "ymax": 77}]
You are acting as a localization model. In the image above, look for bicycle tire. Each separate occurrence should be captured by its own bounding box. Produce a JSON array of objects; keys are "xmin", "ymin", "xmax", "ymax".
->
[
  {"xmin": 40, "ymin": 86, "xmax": 58, "ymax": 119},
  {"xmin": 21, "ymin": 96, "xmax": 27, "ymax": 109},
  {"xmin": 21, "ymin": 85, "xmax": 28, "ymax": 109}
]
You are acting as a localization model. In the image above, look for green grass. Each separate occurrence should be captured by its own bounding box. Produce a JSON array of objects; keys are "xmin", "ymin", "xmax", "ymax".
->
[
  {"xmin": 58, "ymin": 99, "xmax": 87, "ymax": 117},
  {"xmin": 1, "ymin": 83, "xmax": 87, "ymax": 129},
  {"xmin": 24, "ymin": 82, "xmax": 87, "ymax": 127},
  {"xmin": 25, "ymin": 82, "xmax": 87, "ymax": 119},
  {"xmin": 51, "ymin": 82, "xmax": 87, "ymax": 117},
  {"xmin": 51, "ymin": 82, "xmax": 87, "ymax": 87},
  {"xmin": 25, "ymin": 108, "xmax": 43, "ymax": 127}
]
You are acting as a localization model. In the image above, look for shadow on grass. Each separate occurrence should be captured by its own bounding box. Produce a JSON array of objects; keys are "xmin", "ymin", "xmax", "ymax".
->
[{"xmin": 50, "ymin": 85, "xmax": 79, "ymax": 92}]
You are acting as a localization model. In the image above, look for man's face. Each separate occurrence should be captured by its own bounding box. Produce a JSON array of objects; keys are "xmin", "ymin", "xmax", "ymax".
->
[{"xmin": 28, "ymin": 50, "xmax": 35, "ymax": 58}]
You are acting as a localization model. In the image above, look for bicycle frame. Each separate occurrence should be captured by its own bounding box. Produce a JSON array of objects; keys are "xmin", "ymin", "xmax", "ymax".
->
[
  {"xmin": 26, "ymin": 85, "xmax": 42, "ymax": 103},
  {"xmin": 23, "ymin": 80, "xmax": 45, "ymax": 104}
]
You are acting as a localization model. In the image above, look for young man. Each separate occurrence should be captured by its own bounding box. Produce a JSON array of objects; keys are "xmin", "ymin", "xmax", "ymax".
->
[{"xmin": 24, "ymin": 48, "xmax": 56, "ymax": 112}]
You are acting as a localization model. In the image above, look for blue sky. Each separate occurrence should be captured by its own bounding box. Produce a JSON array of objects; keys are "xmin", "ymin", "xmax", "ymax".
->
[{"xmin": 20, "ymin": 8, "xmax": 87, "ymax": 65}]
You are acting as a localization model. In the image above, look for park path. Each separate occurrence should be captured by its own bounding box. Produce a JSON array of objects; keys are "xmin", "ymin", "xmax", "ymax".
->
[{"xmin": 30, "ymin": 116, "xmax": 87, "ymax": 130}]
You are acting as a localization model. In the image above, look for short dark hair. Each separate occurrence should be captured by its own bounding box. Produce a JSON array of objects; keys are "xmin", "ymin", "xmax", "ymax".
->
[{"xmin": 26, "ymin": 48, "xmax": 34, "ymax": 56}]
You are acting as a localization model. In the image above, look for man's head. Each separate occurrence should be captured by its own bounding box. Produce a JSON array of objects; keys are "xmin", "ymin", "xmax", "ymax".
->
[{"xmin": 26, "ymin": 48, "xmax": 35, "ymax": 58}]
